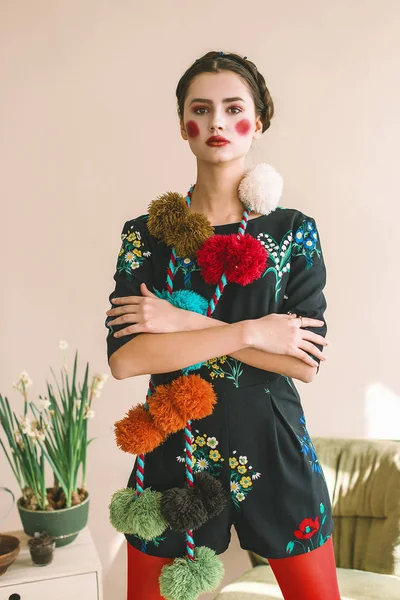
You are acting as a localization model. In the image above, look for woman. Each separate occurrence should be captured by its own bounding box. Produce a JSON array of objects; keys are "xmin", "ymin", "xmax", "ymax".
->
[{"xmin": 106, "ymin": 51, "xmax": 341, "ymax": 600}]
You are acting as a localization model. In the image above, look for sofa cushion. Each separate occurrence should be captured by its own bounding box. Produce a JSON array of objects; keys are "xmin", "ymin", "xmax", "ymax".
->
[{"xmin": 215, "ymin": 565, "xmax": 400, "ymax": 600}]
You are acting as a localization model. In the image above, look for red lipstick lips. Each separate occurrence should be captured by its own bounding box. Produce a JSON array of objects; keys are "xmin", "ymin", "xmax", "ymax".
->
[{"xmin": 206, "ymin": 136, "xmax": 230, "ymax": 146}]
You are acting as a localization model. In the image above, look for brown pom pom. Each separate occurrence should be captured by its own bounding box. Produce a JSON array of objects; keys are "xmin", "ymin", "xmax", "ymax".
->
[
  {"xmin": 171, "ymin": 375, "xmax": 217, "ymax": 421},
  {"xmin": 174, "ymin": 213, "xmax": 214, "ymax": 258},
  {"xmin": 114, "ymin": 404, "xmax": 165, "ymax": 454},
  {"xmin": 147, "ymin": 388, "xmax": 187, "ymax": 435},
  {"xmin": 148, "ymin": 193, "xmax": 187, "ymax": 243},
  {"xmin": 147, "ymin": 192, "xmax": 214, "ymax": 258}
]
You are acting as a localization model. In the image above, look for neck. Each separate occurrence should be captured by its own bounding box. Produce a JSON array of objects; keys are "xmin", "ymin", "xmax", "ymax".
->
[{"xmin": 189, "ymin": 159, "xmax": 247, "ymax": 226}]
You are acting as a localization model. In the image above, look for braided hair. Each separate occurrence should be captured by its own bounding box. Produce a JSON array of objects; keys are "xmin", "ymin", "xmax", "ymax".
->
[{"xmin": 176, "ymin": 50, "xmax": 274, "ymax": 133}]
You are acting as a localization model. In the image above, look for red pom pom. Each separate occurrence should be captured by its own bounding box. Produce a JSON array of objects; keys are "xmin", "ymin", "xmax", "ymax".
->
[{"xmin": 197, "ymin": 234, "xmax": 267, "ymax": 286}]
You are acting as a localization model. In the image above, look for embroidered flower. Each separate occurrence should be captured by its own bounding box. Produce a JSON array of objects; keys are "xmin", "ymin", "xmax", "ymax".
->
[
  {"xmin": 238, "ymin": 456, "xmax": 248, "ymax": 465},
  {"xmin": 236, "ymin": 492, "xmax": 245, "ymax": 502},
  {"xmin": 207, "ymin": 437, "xmax": 218, "ymax": 448},
  {"xmin": 294, "ymin": 517, "xmax": 320, "ymax": 540},
  {"xmin": 237, "ymin": 465, "xmax": 247, "ymax": 474},
  {"xmin": 209, "ymin": 449, "xmax": 221, "ymax": 462},
  {"xmin": 197, "ymin": 458, "xmax": 209, "ymax": 470},
  {"xmin": 229, "ymin": 457, "xmax": 239, "ymax": 469},
  {"xmin": 196, "ymin": 436, "xmax": 206, "ymax": 446},
  {"xmin": 230, "ymin": 481, "xmax": 240, "ymax": 493},
  {"xmin": 251, "ymin": 472, "xmax": 261, "ymax": 480},
  {"xmin": 240, "ymin": 476, "xmax": 252, "ymax": 489}
]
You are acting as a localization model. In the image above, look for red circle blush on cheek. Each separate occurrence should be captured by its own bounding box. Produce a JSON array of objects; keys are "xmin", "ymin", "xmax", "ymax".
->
[
  {"xmin": 186, "ymin": 121, "xmax": 200, "ymax": 138},
  {"xmin": 235, "ymin": 119, "xmax": 252, "ymax": 136}
]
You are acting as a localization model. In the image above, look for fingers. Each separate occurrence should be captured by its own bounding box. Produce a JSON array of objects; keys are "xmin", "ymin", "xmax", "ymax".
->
[
  {"xmin": 299, "ymin": 340, "xmax": 327, "ymax": 362},
  {"xmin": 302, "ymin": 330, "xmax": 329, "ymax": 347},
  {"xmin": 107, "ymin": 312, "xmax": 140, "ymax": 328},
  {"xmin": 293, "ymin": 349, "xmax": 319, "ymax": 368},
  {"xmin": 112, "ymin": 324, "xmax": 144, "ymax": 337},
  {"xmin": 140, "ymin": 283, "xmax": 157, "ymax": 298},
  {"xmin": 297, "ymin": 317, "xmax": 325, "ymax": 328},
  {"xmin": 110, "ymin": 296, "xmax": 142, "ymax": 306},
  {"xmin": 106, "ymin": 305, "xmax": 140, "ymax": 318}
]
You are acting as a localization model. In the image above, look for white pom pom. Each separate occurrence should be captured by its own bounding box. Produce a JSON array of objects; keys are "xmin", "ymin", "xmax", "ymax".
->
[{"xmin": 238, "ymin": 163, "xmax": 283, "ymax": 215}]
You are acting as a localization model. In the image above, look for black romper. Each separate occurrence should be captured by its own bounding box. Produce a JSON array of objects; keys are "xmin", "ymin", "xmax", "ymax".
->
[{"xmin": 106, "ymin": 205, "xmax": 333, "ymax": 560}]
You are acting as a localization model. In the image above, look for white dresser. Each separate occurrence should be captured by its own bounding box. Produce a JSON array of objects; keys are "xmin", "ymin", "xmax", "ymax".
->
[{"xmin": 0, "ymin": 527, "xmax": 102, "ymax": 600}]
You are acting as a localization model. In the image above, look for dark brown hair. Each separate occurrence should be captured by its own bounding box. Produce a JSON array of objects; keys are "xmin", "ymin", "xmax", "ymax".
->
[{"xmin": 176, "ymin": 51, "xmax": 274, "ymax": 133}]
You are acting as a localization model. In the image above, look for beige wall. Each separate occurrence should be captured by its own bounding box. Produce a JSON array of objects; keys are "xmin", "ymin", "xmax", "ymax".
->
[{"xmin": 1, "ymin": 1, "xmax": 399, "ymax": 598}]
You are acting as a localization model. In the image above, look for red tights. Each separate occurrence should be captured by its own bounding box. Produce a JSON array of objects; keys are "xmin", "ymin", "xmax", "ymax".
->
[{"xmin": 127, "ymin": 536, "xmax": 341, "ymax": 600}]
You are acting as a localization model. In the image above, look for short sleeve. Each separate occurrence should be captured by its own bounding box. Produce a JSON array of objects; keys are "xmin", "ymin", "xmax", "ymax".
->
[
  {"xmin": 105, "ymin": 216, "xmax": 153, "ymax": 361},
  {"xmin": 280, "ymin": 215, "xmax": 327, "ymax": 366}
]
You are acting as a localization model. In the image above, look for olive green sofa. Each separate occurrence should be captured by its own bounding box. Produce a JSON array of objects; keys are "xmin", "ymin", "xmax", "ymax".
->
[{"xmin": 215, "ymin": 438, "xmax": 400, "ymax": 600}]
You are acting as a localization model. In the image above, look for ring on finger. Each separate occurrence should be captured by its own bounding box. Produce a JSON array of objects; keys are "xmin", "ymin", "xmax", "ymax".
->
[{"xmin": 299, "ymin": 316, "xmax": 304, "ymax": 328}]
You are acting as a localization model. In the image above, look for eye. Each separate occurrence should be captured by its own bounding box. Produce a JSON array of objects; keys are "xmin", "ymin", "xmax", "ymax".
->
[
  {"xmin": 228, "ymin": 107, "xmax": 243, "ymax": 114},
  {"xmin": 193, "ymin": 106, "xmax": 209, "ymax": 114}
]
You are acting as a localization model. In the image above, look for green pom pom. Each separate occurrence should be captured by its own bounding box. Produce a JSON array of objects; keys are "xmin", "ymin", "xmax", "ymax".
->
[
  {"xmin": 159, "ymin": 546, "xmax": 224, "ymax": 600},
  {"xmin": 109, "ymin": 487, "xmax": 168, "ymax": 540}
]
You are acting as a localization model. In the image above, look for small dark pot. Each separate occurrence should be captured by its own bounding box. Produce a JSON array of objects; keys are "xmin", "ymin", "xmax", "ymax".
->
[{"xmin": 28, "ymin": 534, "xmax": 55, "ymax": 566}]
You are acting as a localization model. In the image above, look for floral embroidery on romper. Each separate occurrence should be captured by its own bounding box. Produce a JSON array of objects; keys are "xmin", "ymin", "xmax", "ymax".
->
[
  {"xmin": 176, "ymin": 257, "xmax": 200, "ymax": 289},
  {"xmin": 257, "ymin": 230, "xmax": 292, "ymax": 301},
  {"xmin": 285, "ymin": 502, "xmax": 331, "ymax": 555},
  {"xmin": 292, "ymin": 220, "xmax": 321, "ymax": 269},
  {"xmin": 117, "ymin": 227, "xmax": 151, "ymax": 278},
  {"xmin": 297, "ymin": 413, "xmax": 323, "ymax": 476},
  {"xmin": 204, "ymin": 356, "xmax": 244, "ymax": 388},
  {"xmin": 176, "ymin": 431, "xmax": 225, "ymax": 476},
  {"xmin": 229, "ymin": 451, "xmax": 261, "ymax": 510},
  {"xmin": 131, "ymin": 533, "xmax": 167, "ymax": 554}
]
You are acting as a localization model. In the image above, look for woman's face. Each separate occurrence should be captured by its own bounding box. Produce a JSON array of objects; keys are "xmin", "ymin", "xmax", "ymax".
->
[{"xmin": 180, "ymin": 70, "xmax": 263, "ymax": 164}]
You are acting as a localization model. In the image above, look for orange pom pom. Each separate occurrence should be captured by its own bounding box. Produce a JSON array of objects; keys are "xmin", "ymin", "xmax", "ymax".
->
[
  {"xmin": 147, "ymin": 388, "xmax": 187, "ymax": 435},
  {"xmin": 171, "ymin": 375, "xmax": 217, "ymax": 421},
  {"xmin": 114, "ymin": 404, "xmax": 165, "ymax": 454}
]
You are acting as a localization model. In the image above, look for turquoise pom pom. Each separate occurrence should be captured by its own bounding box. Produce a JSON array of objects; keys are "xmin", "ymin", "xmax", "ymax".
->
[
  {"xmin": 154, "ymin": 288, "xmax": 208, "ymax": 315},
  {"xmin": 159, "ymin": 546, "xmax": 224, "ymax": 600},
  {"xmin": 109, "ymin": 487, "xmax": 167, "ymax": 540},
  {"xmin": 154, "ymin": 289, "xmax": 208, "ymax": 373}
]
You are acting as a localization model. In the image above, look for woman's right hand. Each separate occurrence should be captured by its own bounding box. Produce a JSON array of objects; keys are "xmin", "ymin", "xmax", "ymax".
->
[{"xmin": 245, "ymin": 313, "xmax": 328, "ymax": 367}]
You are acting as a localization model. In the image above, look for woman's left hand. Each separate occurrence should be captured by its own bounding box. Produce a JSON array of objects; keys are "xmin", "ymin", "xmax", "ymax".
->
[{"xmin": 106, "ymin": 283, "xmax": 187, "ymax": 337}]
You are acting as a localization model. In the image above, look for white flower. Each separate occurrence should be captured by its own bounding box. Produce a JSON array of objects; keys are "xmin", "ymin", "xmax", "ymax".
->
[
  {"xmin": 136, "ymin": 231, "xmax": 141, "ymax": 240},
  {"xmin": 20, "ymin": 371, "xmax": 32, "ymax": 386},
  {"xmin": 143, "ymin": 251, "xmax": 151, "ymax": 257},
  {"xmin": 176, "ymin": 455, "xmax": 185, "ymax": 463},
  {"xmin": 206, "ymin": 437, "xmax": 218, "ymax": 448},
  {"xmin": 40, "ymin": 399, "xmax": 51, "ymax": 410},
  {"xmin": 59, "ymin": 340, "xmax": 68, "ymax": 350},
  {"xmin": 125, "ymin": 251, "xmax": 134, "ymax": 262},
  {"xmin": 197, "ymin": 458, "xmax": 209, "ymax": 471},
  {"xmin": 131, "ymin": 261, "xmax": 140, "ymax": 270},
  {"xmin": 230, "ymin": 481, "xmax": 240, "ymax": 492},
  {"xmin": 20, "ymin": 416, "xmax": 31, "ymax": 435},
  {"xmin": 252, "ymin": 472, "xmax": 261, "ymax": 480},
  {"xmin": 84, "ymin": 408, "xmax": 95, "ymax": 419},
  {"xmin": 238, "ymin": 456, "xmax": 248, "ymax": 465}
]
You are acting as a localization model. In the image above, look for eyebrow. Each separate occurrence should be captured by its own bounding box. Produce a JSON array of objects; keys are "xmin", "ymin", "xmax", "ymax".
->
[{"xmin": 189, "ymin": 97, "xmax": 246, "ymax": 105}]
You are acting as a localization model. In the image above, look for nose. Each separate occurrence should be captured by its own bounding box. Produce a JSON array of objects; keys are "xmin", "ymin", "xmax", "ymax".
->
[{"xmin": 209, "ymin": 110, "xmax": 225, "ymax": 132}]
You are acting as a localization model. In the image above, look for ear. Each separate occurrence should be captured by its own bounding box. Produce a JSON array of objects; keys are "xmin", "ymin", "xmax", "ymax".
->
[
  {"xmin": 253, "ymin": 115, "xmax": 263, "ymax": 140},
  {"xmin": 180, "ymin": 118, "xmax": 189, "ymax": 141}
]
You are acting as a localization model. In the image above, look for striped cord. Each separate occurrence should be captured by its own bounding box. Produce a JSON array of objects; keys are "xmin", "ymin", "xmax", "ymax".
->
[{"xmin": 136, "ymin": 184, "xmax": 250, "ymax": 562}]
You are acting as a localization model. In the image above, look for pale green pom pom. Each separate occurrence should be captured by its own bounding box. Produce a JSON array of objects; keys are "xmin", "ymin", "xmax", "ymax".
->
[
  {"xmin": 159, "ymin": 546, "xmax": 224, "ymax": 600},
  {"xmin": 109, "ymin": 487, "xmax": 167, "ymax": 540}
]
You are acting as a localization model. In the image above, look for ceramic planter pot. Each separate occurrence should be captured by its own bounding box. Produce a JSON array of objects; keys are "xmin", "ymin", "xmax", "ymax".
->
[{"xmin": 17, "ymin": 491, "xmax": 89, "ymax": 547}]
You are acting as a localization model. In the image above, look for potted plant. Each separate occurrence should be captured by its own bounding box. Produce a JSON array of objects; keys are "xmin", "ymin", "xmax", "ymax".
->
[
  {"xmin": 0, "ymin": 341, "xmax": 108, "ymax": 546},
  {"xmin": 28, "ymin": 532, "xmax": 56, "ymax": 566}
]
